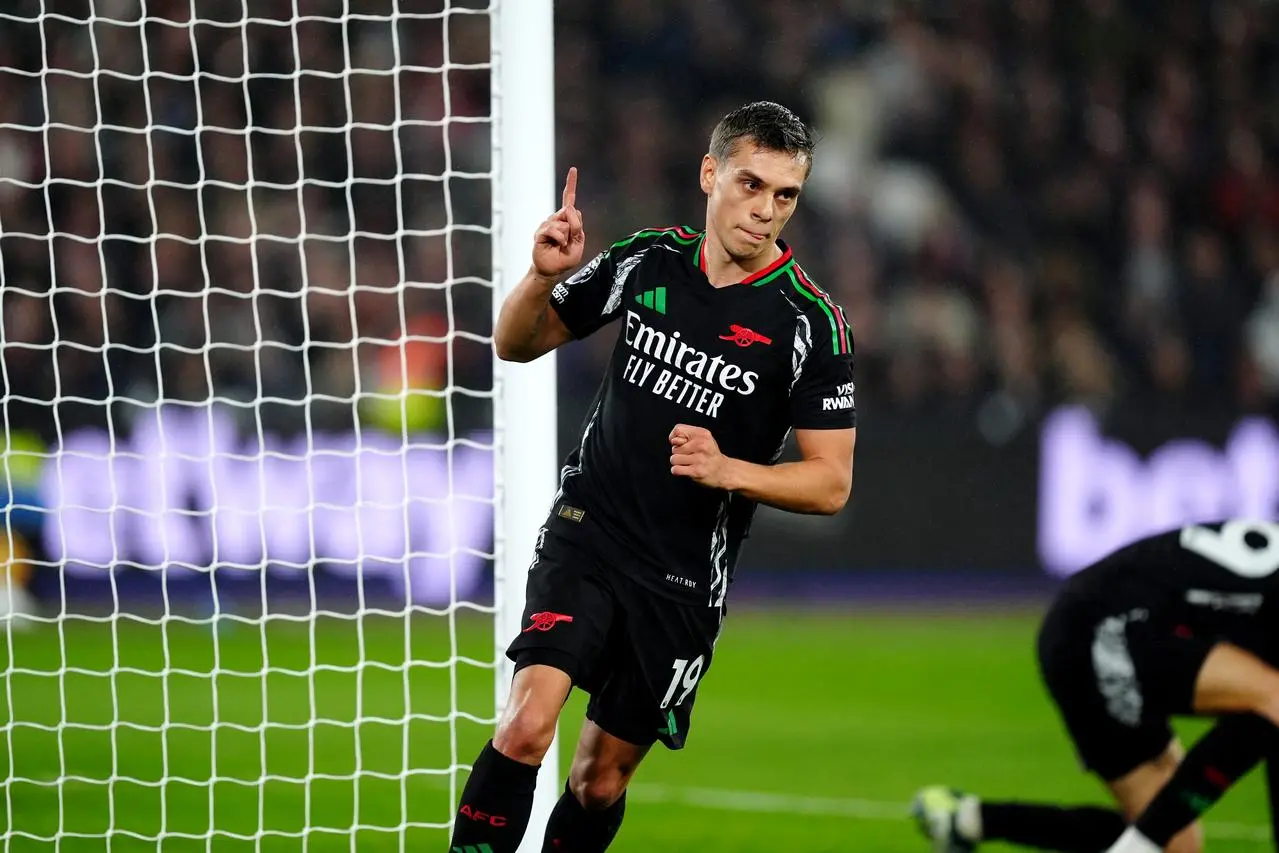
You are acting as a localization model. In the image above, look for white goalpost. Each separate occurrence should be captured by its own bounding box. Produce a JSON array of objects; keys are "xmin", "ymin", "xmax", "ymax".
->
[
  {"xmin": 493, "ymin": 0, "xmax": 561, "ymax": 847},
  {"xmin": 0, "ymin": 0, "xmax": 558, "ymax": 849}
]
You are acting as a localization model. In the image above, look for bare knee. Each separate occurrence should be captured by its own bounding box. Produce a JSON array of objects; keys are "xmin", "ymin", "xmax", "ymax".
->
[
  {"xmin": 493, "ymin": 705, "xmax": 558, "ymax": 764},
  {"xmin": 492, "ymin": 665, "xmax": 571, "ymax": 765},
  {"xmin": 568, "ymin": 758, "xmax": 631, "ymax": 811},
  {"xmin": 565, "ymin": 720, "xmax": 650, "ymax": 811},
  {"xmin": 1108, "ymin": 740, "xmax": 1203, "ymax": 853}
]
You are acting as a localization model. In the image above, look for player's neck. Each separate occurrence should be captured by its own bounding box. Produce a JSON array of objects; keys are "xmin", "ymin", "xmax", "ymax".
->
[{"xmin": 700, "ymin": 228, "xmax": 782, "ymax": 288}]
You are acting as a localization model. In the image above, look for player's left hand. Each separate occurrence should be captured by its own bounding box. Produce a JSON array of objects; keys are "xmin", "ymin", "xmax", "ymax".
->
[{"xmin": 669, "ymin": 425, "xmax": 732, "ymax": 489}]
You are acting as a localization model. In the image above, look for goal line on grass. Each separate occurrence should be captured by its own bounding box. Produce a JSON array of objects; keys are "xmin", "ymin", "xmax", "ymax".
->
[
  {"xmin": 39, "ymin": 775, "xmax": 1270, "ymax": 844},
  {"xmin": 627, "ymin": 783, "xmax": 1272, "ymax": 844}
]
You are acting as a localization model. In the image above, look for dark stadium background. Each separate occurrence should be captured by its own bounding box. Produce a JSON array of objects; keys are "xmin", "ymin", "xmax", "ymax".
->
[{"xmin": 0, "ymin": 1, "xmax": 1277, "ymax": 850}]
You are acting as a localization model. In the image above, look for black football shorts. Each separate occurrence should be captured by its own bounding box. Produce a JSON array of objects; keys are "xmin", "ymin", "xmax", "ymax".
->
[
  {"xmin": 1036, "ymin": 582, "xmax": 1217, "ymax": 782},
  {"xmin": 505, "ymin": 528, "xmax": 722, "ymax": 750}
]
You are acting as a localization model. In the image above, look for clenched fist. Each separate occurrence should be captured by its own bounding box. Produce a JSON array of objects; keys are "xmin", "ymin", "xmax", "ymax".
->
[
  {"xmin": 532, "ymin": 166, "xmax": 587, "ymax": 279},
  {"xmin": 669, "ymin": 424, "xmax": 732, "ymax": 489}
]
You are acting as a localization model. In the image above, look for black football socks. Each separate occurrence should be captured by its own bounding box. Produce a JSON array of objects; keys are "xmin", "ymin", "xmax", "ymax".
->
[
  {"xmin": 448, "ymin": 740, "xmax": 540, "ymax": 853},
  {"xmin": 1129, "ymin": 714, "xmax": 1270, "ymax": 847},
  {"xmin": 542, "ymin": 780, "xmax": 627, "ymax": 852},
  {"xmin": 978, "ymin": 801, "xmax": 1127, "ymax": 852}
]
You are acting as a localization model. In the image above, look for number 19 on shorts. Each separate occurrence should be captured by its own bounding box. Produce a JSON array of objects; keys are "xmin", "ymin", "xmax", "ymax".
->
[{"xmin": 661, "ymin": 655, "xmax": 705, "ymax": 709}]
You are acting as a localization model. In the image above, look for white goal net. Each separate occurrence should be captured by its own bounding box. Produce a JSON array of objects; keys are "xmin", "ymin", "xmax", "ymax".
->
[{"xmin": 0, "ymin": 1, "xmax": 555, "ymax": 849}]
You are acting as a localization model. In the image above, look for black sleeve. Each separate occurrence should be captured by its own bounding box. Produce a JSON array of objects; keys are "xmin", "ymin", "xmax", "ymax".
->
[
  {"xmin": 547, "ymin": 246, "xmax": 624, "ymax": 340},
  {"xmin": 789, "ymin": 334, "xmax": 856, "ymax": 430}
]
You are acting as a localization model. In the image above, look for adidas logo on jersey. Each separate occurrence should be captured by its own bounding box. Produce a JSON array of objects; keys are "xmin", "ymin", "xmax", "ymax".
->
[{"xmin": 635, "ymin": 287, "xmax": 667, "ymax": 314}]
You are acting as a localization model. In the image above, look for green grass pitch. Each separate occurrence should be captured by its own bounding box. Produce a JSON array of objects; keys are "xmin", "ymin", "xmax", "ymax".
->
[{"xmin": 0, "ymin": 606, "xmax": 1270, "ymax": 852}]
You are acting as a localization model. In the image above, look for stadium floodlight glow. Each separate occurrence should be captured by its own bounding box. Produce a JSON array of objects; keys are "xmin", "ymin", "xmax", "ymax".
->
[{"xmin": 0, "ymin": 1, "xmax": 558, "ymax": 848}]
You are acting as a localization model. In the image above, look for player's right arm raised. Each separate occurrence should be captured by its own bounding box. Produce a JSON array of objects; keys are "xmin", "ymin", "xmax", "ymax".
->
[{"xmin": 493, "ymin": 167, "xmax": 586, "ymax": 362}]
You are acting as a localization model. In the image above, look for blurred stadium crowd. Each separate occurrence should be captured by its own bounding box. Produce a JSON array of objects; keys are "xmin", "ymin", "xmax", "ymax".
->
[
  {"xmin": 556, "ymin": 0, "xmax": 1279, "ymax": 427},
  {"xmin": 2, "ymin": 0, "xmax": 1278, "ymax": 450},
  {"xmin": 0, "ymin": 0, "xmax": 493, "ymax": 440}
]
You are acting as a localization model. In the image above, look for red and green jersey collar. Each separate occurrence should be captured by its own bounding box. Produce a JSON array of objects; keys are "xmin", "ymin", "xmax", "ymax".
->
[
  {"xmin": 671, "ymin": 226, "xmax": 795, "ymax": 287},
  {"xmin": 620, "ymin": 225, "xmax": 796, "ymax": 287}
]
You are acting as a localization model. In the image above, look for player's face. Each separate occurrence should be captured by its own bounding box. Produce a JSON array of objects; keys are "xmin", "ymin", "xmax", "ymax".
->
[{"xmin": 700, "ymin": 139, "xmax": 808, "ymax": 262}]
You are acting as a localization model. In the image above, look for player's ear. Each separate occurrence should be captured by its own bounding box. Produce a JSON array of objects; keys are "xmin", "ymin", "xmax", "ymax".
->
[{"xmin": 699, "ymin": 154, "xmax": 717, "ymax": 196}]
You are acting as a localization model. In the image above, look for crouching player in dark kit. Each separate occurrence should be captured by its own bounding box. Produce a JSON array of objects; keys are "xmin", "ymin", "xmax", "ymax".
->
[
  {"xmin": 915, "ymin": 519, "xmax": 1279, "ymax": 853},
  {"xmin": 444, "ymin": 101, "xmax": 857, "ymax": 853}
]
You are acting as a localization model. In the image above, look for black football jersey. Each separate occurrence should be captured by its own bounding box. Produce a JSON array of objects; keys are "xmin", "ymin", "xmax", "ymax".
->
[
  {"xmin": 544, "ymin": 226, "xmax": 856, "ymax": 607},
  {"xmin": 1068, "ymin": 519, "xmax": 1279, "ymax": 647}
]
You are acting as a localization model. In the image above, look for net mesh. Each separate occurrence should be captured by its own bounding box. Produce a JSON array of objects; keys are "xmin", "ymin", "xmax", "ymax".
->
[{"xmin": 0, "ymin": 2, "xmax": 499, "ymax": 847}]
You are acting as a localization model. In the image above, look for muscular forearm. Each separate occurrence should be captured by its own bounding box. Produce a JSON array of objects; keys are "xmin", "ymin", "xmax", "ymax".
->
[
  {"xmin": 721, "ymin": 455, "xmax": 851, "ymax": 515},
  {"xmin": 493, "ymin": 267, "xmax": 564, "ymax": 362}
]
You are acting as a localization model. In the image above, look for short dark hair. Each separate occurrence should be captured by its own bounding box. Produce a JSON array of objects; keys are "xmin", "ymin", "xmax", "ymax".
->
[{"xmin": 708, "ymin": 101, "xmax": 815, "ymax": 175}]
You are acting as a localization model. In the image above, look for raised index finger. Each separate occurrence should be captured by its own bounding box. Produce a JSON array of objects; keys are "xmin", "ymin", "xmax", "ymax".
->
[{"xmin": 562, "ymin": 166, "xmax": 577, "ymax": 209}]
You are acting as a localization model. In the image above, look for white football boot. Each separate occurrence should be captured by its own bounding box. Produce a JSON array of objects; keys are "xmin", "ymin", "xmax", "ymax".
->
[{"xmin": 911, "ymin": 786, "xmax": 980, "ymax": 853}]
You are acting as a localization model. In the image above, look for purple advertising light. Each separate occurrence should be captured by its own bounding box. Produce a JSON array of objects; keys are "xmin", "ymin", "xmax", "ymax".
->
[
  {"xmin": 1038, "ymin": 407, "xmax": 1279, "ymax": 576},
  {"xmin": 38, "ymin": 406, "xmax": 495, "ymax": 604}
]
